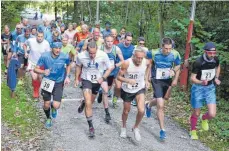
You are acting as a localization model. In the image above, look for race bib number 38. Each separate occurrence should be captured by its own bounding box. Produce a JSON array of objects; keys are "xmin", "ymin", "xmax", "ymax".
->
[
  {"xmin": 201, "ymin": 69, "xmax": 215, "ymax": 81},
  {"xmin": 41, "ymin": 78, "xmax": 55, "ymax": 93},
  {"xmin": 156, "ymin": 68, "xmax": 170, "ymax": 79}
]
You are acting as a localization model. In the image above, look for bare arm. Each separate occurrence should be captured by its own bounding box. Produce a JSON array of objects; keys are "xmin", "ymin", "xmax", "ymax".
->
[
  {"xmin": 190, "ymin": 73, "xmax": 202, "ymax": 85},
  {"xmin": 215, "ymin": 65, "xmax": 220, "ymax": 78},
  {"xmin": 117, "ymin": 61, "xmax": 130, "ymax": 83}
]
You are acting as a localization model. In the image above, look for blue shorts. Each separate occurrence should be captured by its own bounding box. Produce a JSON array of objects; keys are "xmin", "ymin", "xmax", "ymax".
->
[
  {"xmin": 113, "ymin": 67, "xmax": 120, "ymax": 78},
  {"xmin": 191, "ymin": 84, "xmax": 216, "ymax": 109}
]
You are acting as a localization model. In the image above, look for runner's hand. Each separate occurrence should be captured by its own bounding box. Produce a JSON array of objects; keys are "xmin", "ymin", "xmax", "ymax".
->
[
  {"xmin": 128, "ymin": 79, "xmax": 136, "ymax": 85},
  {"xmin": 74, "ymin": 79, "xmax": 79, "ymax": 87},
  {"xmin": 171, "ymin": 79, "xmax": 178, "ymax": 86},
  {"xmin": 64, "ymin": 77, "xmax": 70, "ymax": 86},
  {"xmin": 214, "ymin": 78, "xmax": 221, "ymax": 85},
  {"xmin": 44, "ymin": 69, "xmax": 50, "ymax": 76},
  {"xmin": 201, "ymin": 80, "xmax": 208, "ymax": 85}
]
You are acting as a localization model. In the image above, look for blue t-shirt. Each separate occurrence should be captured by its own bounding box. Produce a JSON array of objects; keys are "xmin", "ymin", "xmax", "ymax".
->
[
  {"xmin": 147, "ymin": 48, "xmax": 181, "ymax": 78},
  {"xmin": 10, "ymin": 31, "xmax": 22, "ymax": 51},
  {"xmin": 37, "ymin": 51, "xmax": 70, "ymax": 83},
  {"xmin": 14, "ymin": 34, "xmax": 34, "ymax": 54},
  {"xmin": 102, "ymin": 29, "xmax": 111, "ymax": 38},
  {"xmin": 117, "ymin": 43, "xmax": 134, "ymax": 61}
]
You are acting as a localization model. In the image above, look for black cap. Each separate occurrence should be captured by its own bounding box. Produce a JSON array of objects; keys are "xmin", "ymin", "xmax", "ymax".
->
[
  {"xmin": 203, "ymin": 42, "xmax": 216, "ymax": 51},
  {"xmin": 138, "ymin": 37, "xmax": 145, "ymax": 42}
]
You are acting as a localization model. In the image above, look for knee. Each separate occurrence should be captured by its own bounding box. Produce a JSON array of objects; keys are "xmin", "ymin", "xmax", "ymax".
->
[
  {"xmin": 123, "ymin": 108, "xmax": 130, "ymax": 115},
  {"xmin": 138, "ymin": 108, "xmax": 145, "ymax": 115},
  {"xmin": 208, "ymin": 112, "xmax": 216, "ymax": 118},
  {"xmin": 52, "ymin": 103, "xmax": 60, "ymax": 109},
  {"xmin": 157, "ymin": 104, "xmax": 164, "ymax": 111},
  {"xmin": 44, "ymin": 102, "xmax": 51, "ymax": 109}
]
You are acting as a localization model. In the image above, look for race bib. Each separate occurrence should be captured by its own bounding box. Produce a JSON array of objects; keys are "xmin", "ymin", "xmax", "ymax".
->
[
  {"xmin": 20, "ymin": 42, "xmax": 24, "ymax": 49},
  {"xmin": 156, "ymin": 68, "xmax": 170, "ymax": 79},
  {"xmin": 110, "ymin": 59, "xmax": 114, "ymax": 66},
  {"xmin": 86, "ymin": 70, "xmax": 101, "ymax": 83},
  {"xmin": 201, "ymin": 69, "xmax": 215, "ymax": 81},
  {"xmin": 27, "ymin": 60, "xmax": 36, "ymax": 71},
  {"xmin": 127, "ymin": 82, "xmax": 139, "ymax": 90},
  {"xmin": 41, "ymin": 78, "xmax": 55, "ymax": 93},
  {"xmin": 12, "ymin": 40, "xmax": 15, "ymax": 45},
  {"xmin": 3, "ymin": 44, "xmax": 7, "ymax": 50}
]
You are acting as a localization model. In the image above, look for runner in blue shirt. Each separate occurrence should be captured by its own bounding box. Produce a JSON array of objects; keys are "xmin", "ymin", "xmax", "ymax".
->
[
  {"xmin": 112, "ymin": 32, "xmax": 134, "ymax": 107},
  {"xmin": 145, "ymin": 38, "xmax": 181, "ymax": 140},
  {"xmin": 34, "ymin": 42, "xmax": 71, "ymax": 128},
  {"xmin": 12, "ymin": 27, "xmax": 33, "ymax": 85}
]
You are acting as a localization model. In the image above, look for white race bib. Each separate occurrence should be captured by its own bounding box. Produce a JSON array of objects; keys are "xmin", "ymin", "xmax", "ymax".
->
[
  {"xmin": 20, "ymin": 42, "xmax": 24, "ymax": 49},
  {"xmin": 41, "ymin": 78, "xmax": 55, "ymax": 93},
  {"xmin": 86, "ymin": 70, "xmax": 101, "ymax": 83},
  {"xmin": 110, "ymin": 59, "xmax": 114, "ymax": 66},
  {"xmin": 156, "ymin": 68, "xmax": 170, "ymax": 79},
  {"xmin": 201, "ymin": 69, "xmax": 215, "ymax": 81},
  {"xmin": 12, "ymin": 40, "xmax": 15, "ymax": 45},
  {"xmin": 27, "ymin": 60, "xmax": 36, "ymax": 71}
]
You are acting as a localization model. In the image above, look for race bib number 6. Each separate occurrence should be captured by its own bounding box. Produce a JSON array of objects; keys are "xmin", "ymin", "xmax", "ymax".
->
[
  {"xmin": 156, "ymin": 68, "xmax": 170, "ymax": 79},
  {"xmin": 201, "ymin": 69, "xmax": 215, "ymax": 81},
  {"xmin": 41, "ymin": 78, "xmax": 55, "ymax": 93}
]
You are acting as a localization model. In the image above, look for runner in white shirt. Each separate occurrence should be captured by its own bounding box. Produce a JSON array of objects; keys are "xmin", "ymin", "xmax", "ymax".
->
[
  {"xmin": 75, "ymin": 40, "xmax": 114, "ymax": 137},
  {"xmin": 24, "ymin": 30, "xmax": 50, "ymax": 100},
  {"xmin": 118, "ymin": 46, "xmax": 151, "ymax": 141}
]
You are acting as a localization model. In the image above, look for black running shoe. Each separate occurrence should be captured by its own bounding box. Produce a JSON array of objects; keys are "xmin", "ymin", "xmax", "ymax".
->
[
  {"xmin": 97, "ymin": 93, "xmax": 103, "ymax": 103},
  {"xmin": 89, "ymin": 127, "xmax": 95, "ymax": 138},
  {"xmin": 78, "ymin": 100, "xmax": 85, "ymax": 113},
  {"xmin": 105, "ymin": 113, "xmax": 111, "ymax": 123}
]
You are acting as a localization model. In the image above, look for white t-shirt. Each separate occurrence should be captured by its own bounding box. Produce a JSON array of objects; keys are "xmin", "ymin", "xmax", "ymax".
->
[
  {"xmin": 26, "ymin": 38, "xmax": 50, "ymax": 64},
  {"xmin": 76, "ymin": 50, "xmax": 112, "ymax": 83},
  {"xmin": 122, "ymin": 58, "xmax": 147, "ymax": 93}
]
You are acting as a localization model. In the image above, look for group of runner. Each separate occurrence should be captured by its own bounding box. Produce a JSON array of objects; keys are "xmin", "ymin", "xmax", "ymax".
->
[{"xmin": 1, "ymin": 17, "xmax": 220, "ymax": 141}]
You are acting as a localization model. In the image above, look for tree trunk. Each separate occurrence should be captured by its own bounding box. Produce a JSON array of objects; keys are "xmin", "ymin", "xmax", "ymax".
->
[
  {"xmin": 80, "ymin": 1, "xmax": 84, "ymax": 21},
  {"xmin": 74, "ymin": 1, "xmax": 78, "ymax": 23},
  {"xmin": 88, "ymin": 0, "xmax": 92, "ymax": 23},
  {"xmin": 54, "ymin": 0, "xmax": 57, "ymax": 20},
  {"xmin": 158, "ymin": 2, "xmax": 164, "ymax": 46},
  {"xmin": 125, "ymin": 1, "xmax": 129, "ymax": 25},
  {"xmin": 96, "ymin": 0, "xmax": 100, "ymax": 22}
]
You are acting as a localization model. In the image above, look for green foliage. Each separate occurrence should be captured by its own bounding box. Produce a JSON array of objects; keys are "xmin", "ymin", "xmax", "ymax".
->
[{"xmin": 1, "ymin": 66, "xmax": 43, "ymax": 140}]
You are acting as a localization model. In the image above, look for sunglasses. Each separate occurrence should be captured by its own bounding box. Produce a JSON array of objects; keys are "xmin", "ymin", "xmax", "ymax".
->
[{"xmin": 205, "ymin": 50, "xmax": 216, "ymax": 55}]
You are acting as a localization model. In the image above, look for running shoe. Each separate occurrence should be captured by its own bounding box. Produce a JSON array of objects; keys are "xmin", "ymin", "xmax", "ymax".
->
[
  {"xmin": 89, "ymin": 127, "xmax": 95, "ymax": 138},
  {"xmin": 133, "ymin": 128, "xmax": 141, "ymax": 141},
  {"xmin": 120, "ymin": 128, "xmax": 127, "ymax": 138},
  {"xmin": 145, "ymin": 103, "xmax": 152, "ymax": 118},
  {"xmin": 97, "ymin": 92, "xmax": 103, "ymax": 103},
  {"xmin": 112, "ymin": 96, "xmax": 117, "ymax": 108},
  {"xmin": 105, "ymin": 113, "xmax": 111, "ymax": 123},
  {"xmin": 51, "ymin": 108, "xmax": 57, "ymax": 119},
  {"xmin": 45, "ymin": 118, "xmax": 52, "ymax": 128},
  {"xmin": 131, "ymin": 99, "xmax": 137, "ymax": 106},
  {"xmin": 78, "ymin": 100, "xmax": 85, "ymax": 113},
  {"xmin": 190, "ymin": 130, "xmax": 198, "ymax": 140},
  {"xmin": 159, "ymin": 130, "xmax": 166, "ymax": 140},
  {"xmin": 201, "ymin": 119, "xmax": 209, "ymax": 131}
]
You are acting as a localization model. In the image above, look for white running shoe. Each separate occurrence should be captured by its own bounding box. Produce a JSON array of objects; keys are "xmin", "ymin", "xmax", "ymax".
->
[
  {"xmin": 133, "ymin": 128, "xmax": 141, "ymax": 141},
  {"xmin": 120, "ymin": 128, "xmax": 127, "ymax": 138}
]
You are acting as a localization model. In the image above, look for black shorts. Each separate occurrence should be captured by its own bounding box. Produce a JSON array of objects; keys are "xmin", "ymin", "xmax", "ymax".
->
[
  {"xmin": 17, "ymin": 53, "xmax": 25, "ymax": 65},
  {"xmin": 107, "ymin": 76, "xmax": 114, "ymax": 86},
  {"xmin": 82, "ymin": 79, "xmax": 101, "ymax": 95},
  {"xmin": 151, "ymin": 78, "xmax": 172, "ymax": 98},
  {"xmin": 121, "ymin": 88, "xmax": 145, "ymax": 102},
  {"xmin": 2, "ymin": 46, "xmax": 7, "ymax": 56},
  {"xmin": 41, "ymin": 82, "xmax": 64, "ymax": 102}
]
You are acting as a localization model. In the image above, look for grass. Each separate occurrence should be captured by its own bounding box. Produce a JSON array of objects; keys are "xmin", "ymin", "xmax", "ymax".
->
[
  {"xmin": 1, "ymin": 64, "xmax": 43, "ymax": 140},
  {"xmin": 165, "ymin": 86, "xmax": 229, "ymax": 151}
]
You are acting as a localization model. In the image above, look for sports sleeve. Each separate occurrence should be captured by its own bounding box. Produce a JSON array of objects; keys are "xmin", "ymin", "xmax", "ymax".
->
[
  {"xmin": 146, "ymin": 51, "xmax": 152, "ymax": 59},
  {"xmin": 191, "ymin": 60, "xmax": 201, "ymax": 74},
  {"xmin": 65, "ymin": 54, "xmax": 71, "ymax": 65},
  {"xmin": 173, "ymin": 50, "xmax": 181, "ymax": 66},
  {"xmin": 215, "ymin": 57, "xmax": 220, "ymax": 67}
]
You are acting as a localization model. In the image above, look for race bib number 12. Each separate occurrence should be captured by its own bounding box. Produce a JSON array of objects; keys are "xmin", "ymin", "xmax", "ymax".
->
[{"xmin": 41, "ymin": 78, "xmax": 55, "ymax": 93}]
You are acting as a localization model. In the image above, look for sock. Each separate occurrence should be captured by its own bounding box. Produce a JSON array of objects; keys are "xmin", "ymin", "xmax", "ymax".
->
[
  {"xmin": 190, "ymin": 114, "xmax": 198, "ymax": 130},
  {"xmin": 87, "ymin": 116, "xmax": 93, "ymax": 128},
  {"xmin": 202, "ymin": 112, "xmax": 211, "ymax": 120},
  {"xmin": 43, "ymin": 107, "xmax": 51, "ymax": 119},
  {"xmin": 105, "ymin": 108, "xmax": 109, "ymax": 115}
]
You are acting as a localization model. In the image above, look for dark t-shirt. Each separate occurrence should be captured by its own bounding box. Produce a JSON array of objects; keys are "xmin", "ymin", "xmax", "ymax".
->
[
  {"xmin": 1, "ymin": 33, "xmax": 11, "ymax": 50},
  {"xmin": 192, "ymin": 55, "xmax": 219, "ymax": 85}
]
